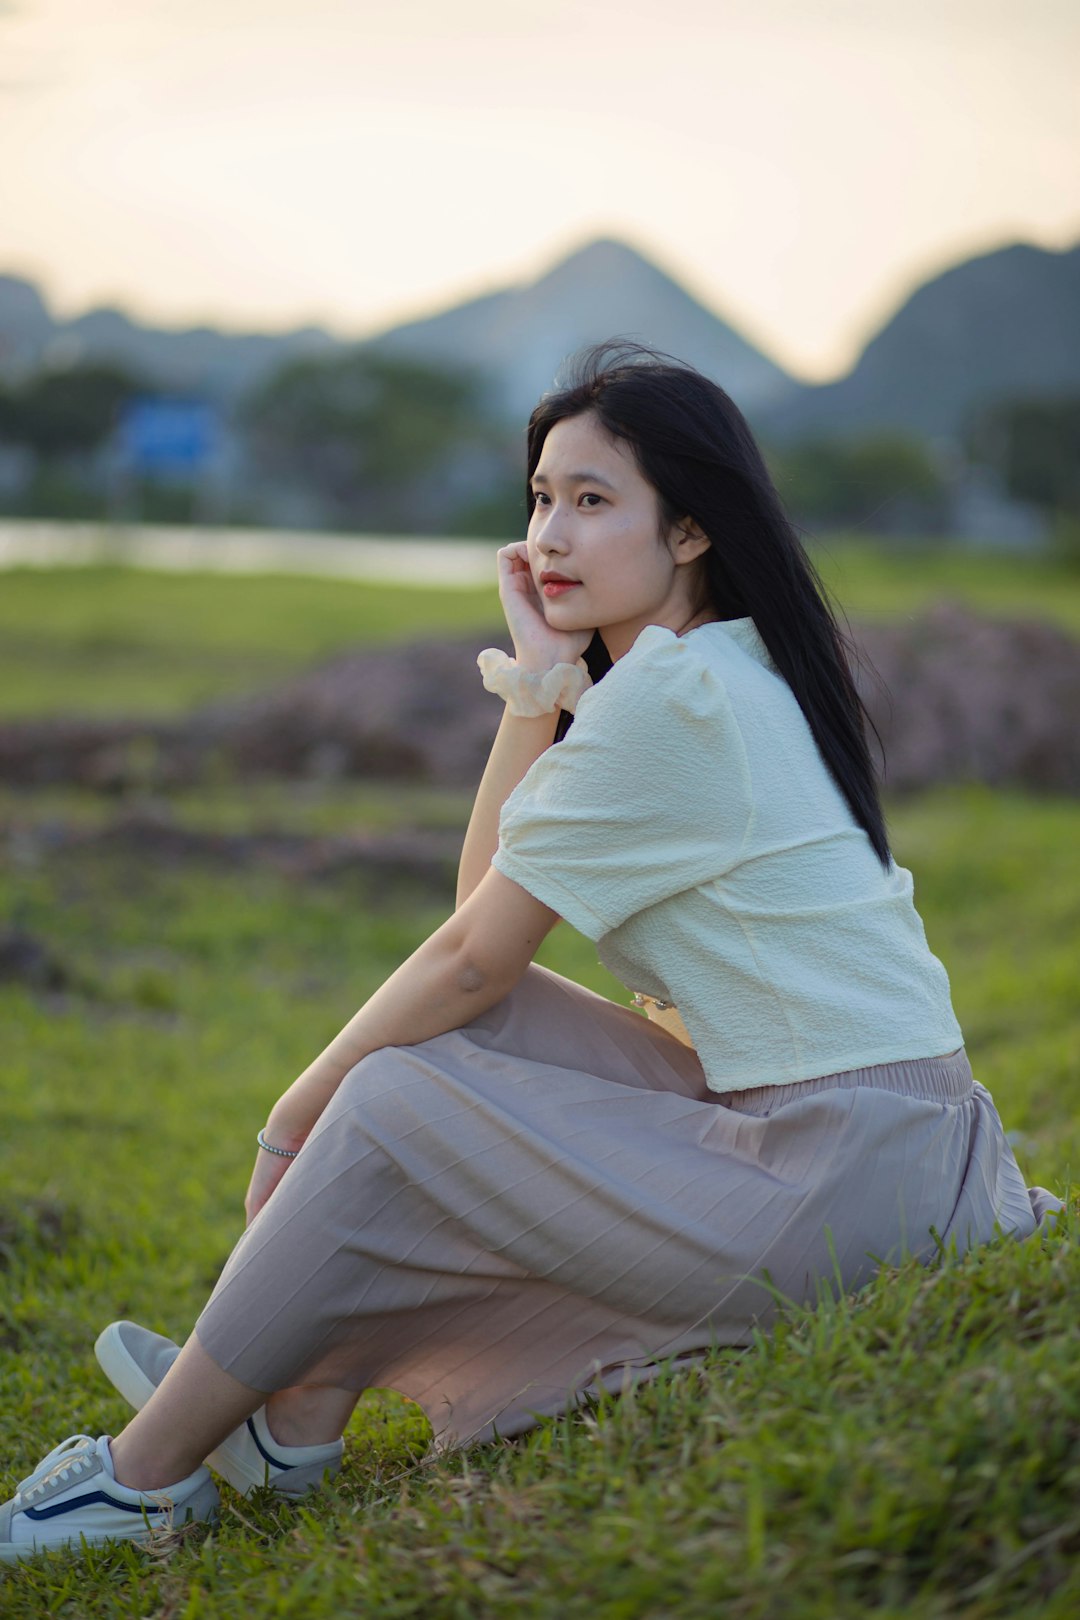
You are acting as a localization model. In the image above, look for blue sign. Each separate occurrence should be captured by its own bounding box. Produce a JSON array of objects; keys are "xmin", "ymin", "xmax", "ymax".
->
[{"xmin": 117, "ymin": 398, "xmax": 220, "ymax": 473}]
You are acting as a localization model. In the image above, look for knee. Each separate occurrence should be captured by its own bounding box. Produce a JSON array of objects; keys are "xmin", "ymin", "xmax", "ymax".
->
[
  {"xmin": 321, "ymin": 1043, "xmax": 449, "ymax": 1143},
  {"xmin": 331, "ymin": 1047, "xmax": 407, "ymax": 1119}
]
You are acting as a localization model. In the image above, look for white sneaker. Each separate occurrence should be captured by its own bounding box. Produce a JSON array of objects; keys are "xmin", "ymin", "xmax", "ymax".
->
[
  {"xmin": 94, "ymin": 1321, "xmax": 344, "ymax": 1498},
  {"xmin": 0, "ymin": 1434, "xmax": 218, "ymax": 1563}
]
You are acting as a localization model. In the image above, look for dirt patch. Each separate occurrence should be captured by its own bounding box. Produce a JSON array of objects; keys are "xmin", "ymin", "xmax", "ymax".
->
[
  {"xmin": 0, "ymin": 926, "xmax": 74, "ymax": 991},
  {"xmin": 13, "ymin": 810, "xmax": 462, "ymax": 894},
  {"xmin": 0, "ymin": 1197, "xmax": 82, "ymax": 1270},
  {"xmin": 2, "ymin": 607, "xmax": 1078, "ymax": 797},
  {"xmin": 852, "ymin": 600, "xmax": 1080, "ymax": 794}
]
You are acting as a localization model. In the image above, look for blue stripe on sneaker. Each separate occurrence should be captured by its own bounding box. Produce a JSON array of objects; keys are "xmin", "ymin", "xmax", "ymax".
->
[
  {"xmin": 245, "ymin": 1417, "xmax": 293, "ymax": 1473},
  {"xmin": 25, "ymin": 1491, "xmax": 165, "ymax": 1521}
]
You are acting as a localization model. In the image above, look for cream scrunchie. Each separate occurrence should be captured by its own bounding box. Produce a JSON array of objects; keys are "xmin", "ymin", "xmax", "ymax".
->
[{"xmin": 476, "ymin": 648, "xmax": 592, "ymax": 717}]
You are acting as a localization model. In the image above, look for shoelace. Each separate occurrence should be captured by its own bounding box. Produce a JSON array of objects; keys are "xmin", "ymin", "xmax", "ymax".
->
[{"xmin": 16, "ymin": 1435, "xmax": 98, "ymax": 1503}]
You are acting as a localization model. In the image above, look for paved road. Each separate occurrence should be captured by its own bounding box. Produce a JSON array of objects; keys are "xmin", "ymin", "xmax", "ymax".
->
[{"xmin": 0, "ymin": 518, "xmax": 501, "ymax": 588}]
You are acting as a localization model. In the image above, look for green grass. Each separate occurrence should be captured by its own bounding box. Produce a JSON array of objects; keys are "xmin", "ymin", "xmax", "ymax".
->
[
  {"xmin": 0, "ymin": 561, "xmax": 1077, "ymax": 1611},
  {"xmin": 0, "ymin": 778, "xmax": 478, "ymax": 839},
  {"xmin": 0, "ymin": 566, "xmax": 502, "ymax": 717},
  {"xmin": 809, "ymin": 537, "xmax": 1080, "ymax": 635},
  {"xmin": 1, "ymin": 782, "xmax": 1077, "ymax": 1616},
  {"xmin": 1, "ymin": 536, "xmax": 1077, "ymax": 719}
]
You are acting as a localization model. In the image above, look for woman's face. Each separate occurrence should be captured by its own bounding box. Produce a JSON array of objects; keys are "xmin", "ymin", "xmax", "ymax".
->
[{"xmin": 526, "ymin": 412, "xmax": 710, "ymax": 661}]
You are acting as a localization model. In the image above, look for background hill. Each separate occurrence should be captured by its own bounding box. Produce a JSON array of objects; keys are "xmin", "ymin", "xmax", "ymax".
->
[
  {"xmin": 759, "ymin": 239, "xmax": 1080, "ymax": 445},
  {"xmin": 0, "ymin": 275, "xmax": 338, "ymax": 402},
  {"xmin": 364, "ymin": 236, "xmax": 800, "ymax": 418},
  {"xmin": 0, "ymin": 238, "xmax": 799, "ymax": 420}
]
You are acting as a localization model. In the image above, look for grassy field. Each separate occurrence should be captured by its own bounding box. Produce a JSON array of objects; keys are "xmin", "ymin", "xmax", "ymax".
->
[
  {"xmin": 1, "ymin": 534, "xmax": 1078, "ymax": 718},
  {"xmin": 1, "ymin": 554, "xmax": 1078, "ymax": 1614},
  {"xmin": 808, "ymin": 536, "xmax": 1080, "ymax": 635},
  {"xmin": 0, "ymin": 567, "xmax": 503, "ymax": 717}
]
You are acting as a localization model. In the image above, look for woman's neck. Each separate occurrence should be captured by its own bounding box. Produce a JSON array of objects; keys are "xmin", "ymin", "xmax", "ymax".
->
[{"xmin": 673, "ymin": 607, "xmax": 722, "ymax": 638}]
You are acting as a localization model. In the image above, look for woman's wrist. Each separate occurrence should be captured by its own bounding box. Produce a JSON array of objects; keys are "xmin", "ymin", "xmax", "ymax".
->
[
  {"xmin": 265, "ymin": 1047, "xmax": 361, "ymax": 1146},
  {"xmin": 262, "ymin": 1107, "xmax": 312, "ymax": 1152},
  {"xmin": 256, "ymin": 1127, "xmax": 301, "ymax": 1158},
  {"xmin": 511, "ymin": 648, "xmax": 568, "ymax": 674}
]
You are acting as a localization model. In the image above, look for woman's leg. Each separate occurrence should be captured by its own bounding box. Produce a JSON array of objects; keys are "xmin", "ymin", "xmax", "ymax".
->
[
  {"xmin": 111, "ymin": 966, "xmax": 711, "ymax": 1486},
  {"xmin": 107, "ymin": 1335, "xmax": 268, "ymax": 1490},
  {"xmin": 104, "ymin": 1338, "xmax": 361, "ymax": 1489},
  {"xmin": 265, "ymin": 1384, "xmax": 359, "ymax": 1446}
]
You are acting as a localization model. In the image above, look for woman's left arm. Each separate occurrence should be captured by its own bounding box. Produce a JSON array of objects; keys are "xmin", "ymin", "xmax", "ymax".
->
[{"xmin": 254, "ymin": 868, "xmax": 558, "ymax": 1174}]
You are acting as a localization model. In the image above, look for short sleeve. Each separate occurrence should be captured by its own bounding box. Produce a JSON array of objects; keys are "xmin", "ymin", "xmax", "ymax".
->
[{"xmin": 491, "ymin": 625, "xmax": 753, "ymax": 940}]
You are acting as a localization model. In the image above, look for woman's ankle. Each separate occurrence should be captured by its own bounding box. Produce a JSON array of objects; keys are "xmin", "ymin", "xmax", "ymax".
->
[
  {"xmin": 264, "ymin": 1385, "xmax": 356, "ymax": 1448},
  {"xmin": 107, "ymin": 1433, "xmax": 198, "ymax": 1492}
]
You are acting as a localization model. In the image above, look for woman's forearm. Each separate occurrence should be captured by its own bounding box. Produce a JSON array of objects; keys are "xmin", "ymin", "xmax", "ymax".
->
[
  {"xmin": 265, "ymin": 911, "xmax": 518, "ymax": 1144},
  {"xmin": 456, "ymin": 705, "xmax": 558, "ymax": 908}
]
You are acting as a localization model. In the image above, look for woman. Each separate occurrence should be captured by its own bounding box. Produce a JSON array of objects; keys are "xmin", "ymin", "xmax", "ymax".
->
[{"xmin": 2, "ymin": 343, "xmax": 1062, "ymax": 1562}]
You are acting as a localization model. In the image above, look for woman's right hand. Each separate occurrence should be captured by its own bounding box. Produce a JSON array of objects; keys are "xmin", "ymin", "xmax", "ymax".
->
[{"xmin": 496, "ymin": 542, "xmax": 593, "ymax": 672}]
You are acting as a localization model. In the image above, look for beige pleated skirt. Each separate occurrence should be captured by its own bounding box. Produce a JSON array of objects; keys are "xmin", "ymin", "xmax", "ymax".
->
[{"xmin": 195, "ymin": 964, "xmax": 1063, "ymax": 1450}]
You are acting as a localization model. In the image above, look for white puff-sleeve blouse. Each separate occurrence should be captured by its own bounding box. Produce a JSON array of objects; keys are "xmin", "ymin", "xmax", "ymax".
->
[{"xmin": 492, "ymin": 619, "xmax": 964, "ymax": 1093}]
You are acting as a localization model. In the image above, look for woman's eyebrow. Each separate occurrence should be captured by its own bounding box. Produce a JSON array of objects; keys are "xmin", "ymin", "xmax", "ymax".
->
[{"xmin": 531, "ymin": 470, "xmax": 617, "ymax": 489}]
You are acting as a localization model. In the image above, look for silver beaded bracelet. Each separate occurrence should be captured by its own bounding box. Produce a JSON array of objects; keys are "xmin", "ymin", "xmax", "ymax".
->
[{"xmin": 256, "ymin": 1128, "xmax": 300, "ymax": 1158}]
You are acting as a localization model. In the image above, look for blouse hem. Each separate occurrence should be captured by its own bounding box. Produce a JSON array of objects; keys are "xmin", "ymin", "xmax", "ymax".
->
[{"xmin": 696, "ymin": 1033, "xmax": 968, "ymax": 1096}]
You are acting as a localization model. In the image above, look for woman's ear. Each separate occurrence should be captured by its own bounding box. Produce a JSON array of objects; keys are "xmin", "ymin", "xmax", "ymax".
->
[{"xmin": 673, "ymin": 517, "xmax": 711, "ymax": 566}]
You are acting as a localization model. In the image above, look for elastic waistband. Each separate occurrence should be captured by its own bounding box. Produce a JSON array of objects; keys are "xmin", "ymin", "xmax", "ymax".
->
[{"xmin": 719, "ymin": 1047, "xmax": 974, "ymax": 1117}]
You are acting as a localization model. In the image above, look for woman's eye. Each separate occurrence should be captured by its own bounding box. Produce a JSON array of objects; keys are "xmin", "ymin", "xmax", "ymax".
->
[{"xmin": 530, "ymin": 491, "xmax": 603, "ymax": 508}]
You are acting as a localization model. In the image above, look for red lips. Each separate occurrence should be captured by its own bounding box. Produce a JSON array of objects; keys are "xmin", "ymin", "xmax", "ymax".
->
[{"xmin": 540, "ymin": 572, "xmax": 583, "ymax": 599}]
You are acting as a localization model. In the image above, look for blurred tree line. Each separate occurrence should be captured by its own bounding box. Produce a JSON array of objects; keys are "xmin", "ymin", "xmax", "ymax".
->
[
  {"xmin": 0, "ymin": 348, "xmax": 1076, "ymax": 550},
  {"xmin": 0, "ymin": 363, "xmax": 136, "ymax": 455},
  {"xmin": 966, "ymin": 398, "xmax": 1080, "ymax": 518},
  {"xmin": 766, "ymin": 435, "xmax": 948, "ymax": 535},
  {"xmin": 238, "ymin": 350, "xmax": 525, "ymax": 536}
]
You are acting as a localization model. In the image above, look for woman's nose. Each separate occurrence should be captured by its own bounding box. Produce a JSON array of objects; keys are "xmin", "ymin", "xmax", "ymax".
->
[{"xmin": 535, "ymin": 513, "xmax": 571, "ymax": 553}]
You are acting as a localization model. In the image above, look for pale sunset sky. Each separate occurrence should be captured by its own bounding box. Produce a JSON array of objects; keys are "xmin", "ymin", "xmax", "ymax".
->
[{"xmin": 1, "ymin": 0, "xmax": 1077, "ymax": 380}]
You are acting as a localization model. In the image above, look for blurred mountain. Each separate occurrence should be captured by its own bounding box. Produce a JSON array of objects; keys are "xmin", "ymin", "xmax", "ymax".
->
[
  {"xmin": 0, "ymin": 275, "xmax": 338, "ymax": 398},
  {"xmin": 3, "ymin": 232, "xmax": 1078, "ymax": 453},
  {"xmin": 363, "ymin": 237, "xmax": 801, "ymax": 417},
  {"xmin": 759, "ymin": 238, "xmax": 1080, "ymax": 445},
  {"xmin": 0, "ymin": 240, "xmax": 805, "ymax": 423},
  {"xmin": 0, "ymin": 276, "xmax": 54, "ymax": 376}
]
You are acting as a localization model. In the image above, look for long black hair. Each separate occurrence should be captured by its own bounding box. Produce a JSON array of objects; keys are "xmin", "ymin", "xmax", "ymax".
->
[{"xmin": 527, "ymin": 341, "xmax": 891, "ymax": 868}]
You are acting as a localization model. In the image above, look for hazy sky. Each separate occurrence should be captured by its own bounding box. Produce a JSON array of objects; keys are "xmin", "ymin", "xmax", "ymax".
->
[{"xmin": 2, "ymin": 0, "xmax": 1077, "ymax": 379}]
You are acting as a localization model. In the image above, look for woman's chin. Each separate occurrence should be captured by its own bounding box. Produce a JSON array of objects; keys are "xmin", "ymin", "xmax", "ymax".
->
[{"xmin": 542, "ymin": 602, "xmax": 589, "ymax": 630}]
